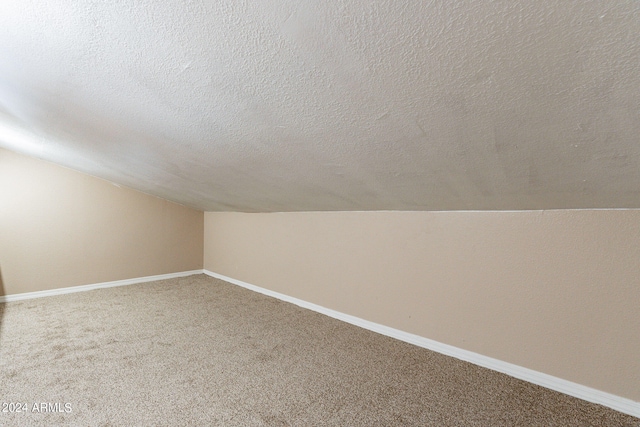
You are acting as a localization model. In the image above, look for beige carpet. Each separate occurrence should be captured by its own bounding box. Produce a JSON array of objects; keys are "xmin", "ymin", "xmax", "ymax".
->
[{"xmin": 0, "ymin": 274, "xmax": 637, "ymax": 426}]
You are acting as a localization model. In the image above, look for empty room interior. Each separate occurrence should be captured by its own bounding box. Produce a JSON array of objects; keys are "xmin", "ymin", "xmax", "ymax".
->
[{"xmin": 1, "ymin": 1, "xmax": 639, "ymax": 425}]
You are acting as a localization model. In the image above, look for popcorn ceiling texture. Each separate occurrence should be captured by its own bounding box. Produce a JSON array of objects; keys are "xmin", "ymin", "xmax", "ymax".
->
[{"xmin": 0, "ymin": 1, "xmax": 639, "ymax": 211}]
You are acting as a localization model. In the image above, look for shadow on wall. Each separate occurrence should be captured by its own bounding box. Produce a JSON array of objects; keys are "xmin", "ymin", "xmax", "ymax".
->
[{"xmin": 0, "ymin": 265, "xmax": 5, "ymax": 341}]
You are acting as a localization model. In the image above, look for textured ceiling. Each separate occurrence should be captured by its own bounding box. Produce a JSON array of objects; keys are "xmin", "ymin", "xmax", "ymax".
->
[{"xmin": 1, "ymin": 1, "xmax": 639, "ymax": 212}]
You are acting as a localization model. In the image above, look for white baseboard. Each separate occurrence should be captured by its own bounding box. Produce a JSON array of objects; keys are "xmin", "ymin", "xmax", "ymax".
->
[
  {"xmin": 0, "ymin": 270, "xmax": 203, "ymax": 303},
  {"xmin": 203, "ymin": 269, "xmax": 640, "ymax": 418}
]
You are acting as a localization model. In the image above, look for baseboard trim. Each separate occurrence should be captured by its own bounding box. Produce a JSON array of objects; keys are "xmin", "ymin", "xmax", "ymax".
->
[
  {"xmin": 203, "ymin": 269, "xmax": 640, "ymax": 418},
  {"xmin": 0, "ymin": 270, "xmax": 203, "ymax": 303}
]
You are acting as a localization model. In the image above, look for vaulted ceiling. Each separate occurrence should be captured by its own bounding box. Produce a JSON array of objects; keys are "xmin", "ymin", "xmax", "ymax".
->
[{"xmin": 1, "ymin": 1, "xmax": 639, "ymax": 211}]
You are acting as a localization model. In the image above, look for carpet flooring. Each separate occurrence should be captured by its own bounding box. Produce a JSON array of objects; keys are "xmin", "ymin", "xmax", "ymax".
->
[{"xmin": 0, "ymin": 274, "xmax": 638, "ymax": 426}]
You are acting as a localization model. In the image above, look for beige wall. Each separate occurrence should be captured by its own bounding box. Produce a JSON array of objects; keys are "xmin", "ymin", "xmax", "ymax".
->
[
  {"xmin": 204, "ymin": 210, "xmax": 640, "ymax": 402},
  {"xmin": 0, "ymin": 148, "xmax": 203, "ymax": 296}
]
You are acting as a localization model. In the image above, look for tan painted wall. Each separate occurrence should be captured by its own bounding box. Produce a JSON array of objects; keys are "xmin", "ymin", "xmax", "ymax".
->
[
  {"xmin": 0, "ymin": 148, "xmax": 203, "ymax": 296},
  {"xmin": 204, "ymin": 210, "xmax": 640, "ymax": 402}
]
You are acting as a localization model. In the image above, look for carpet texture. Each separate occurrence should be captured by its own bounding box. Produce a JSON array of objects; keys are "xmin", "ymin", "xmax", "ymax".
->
[{"xmin": 0, "ymin": 274, "xmax": 638, "ymax": 426}]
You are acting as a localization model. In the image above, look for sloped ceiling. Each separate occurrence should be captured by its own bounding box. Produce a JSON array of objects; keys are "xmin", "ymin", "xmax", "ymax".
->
[{"xmin": 0, "ymin": 1, "xmax": 639, "ymax": 212}]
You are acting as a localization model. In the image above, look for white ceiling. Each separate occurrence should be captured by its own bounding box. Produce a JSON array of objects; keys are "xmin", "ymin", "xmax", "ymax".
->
[{"xmin": 1, "ymin": 1, "xmax": 639, "ymax": 212}]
